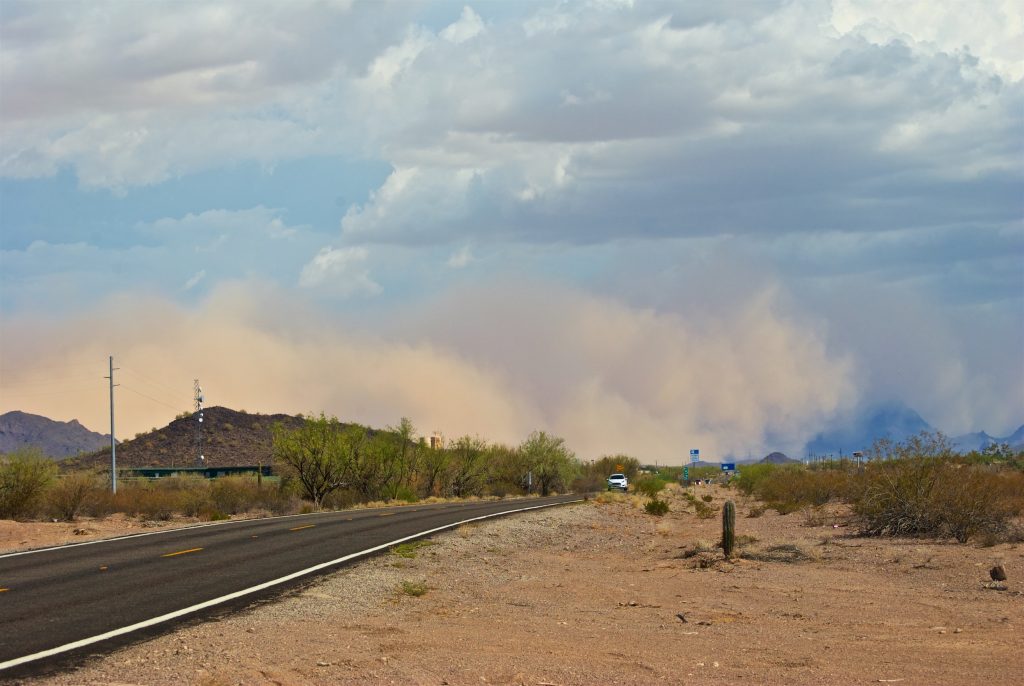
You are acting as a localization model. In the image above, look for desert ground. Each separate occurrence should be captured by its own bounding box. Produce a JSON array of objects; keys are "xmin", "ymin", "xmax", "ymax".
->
[{"xmin": 2, "ymin": 485, "xmax": 1021, "ymax": 685}]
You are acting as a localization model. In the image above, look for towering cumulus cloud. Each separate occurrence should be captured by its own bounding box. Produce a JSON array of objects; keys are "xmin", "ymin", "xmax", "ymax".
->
[{"xmin": 0, "ymin": 279, "xmax": 853, "ymax": 462}]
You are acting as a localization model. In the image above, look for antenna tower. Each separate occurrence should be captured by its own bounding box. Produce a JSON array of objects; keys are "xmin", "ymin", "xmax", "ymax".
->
[{"xmin": 194, "ymin": 379, "xmax": 205, "ymax": 465}]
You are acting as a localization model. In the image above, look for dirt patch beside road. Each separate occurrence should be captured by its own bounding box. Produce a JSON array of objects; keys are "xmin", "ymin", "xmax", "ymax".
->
[{"xmin": 12, "ymin": 486, "xmax": 1024, "ymax": 685}]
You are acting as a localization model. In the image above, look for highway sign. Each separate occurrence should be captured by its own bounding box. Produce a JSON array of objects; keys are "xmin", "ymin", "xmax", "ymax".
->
[
  {"xmin": 720, "ymin": 463, "xmax": 736, "ymax": 472},
  {"xmin": 690, "ymin": 449, "xmax": 699, "ymax": 463}
]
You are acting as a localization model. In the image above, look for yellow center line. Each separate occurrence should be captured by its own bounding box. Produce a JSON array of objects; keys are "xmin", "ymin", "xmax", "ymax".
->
[
  {"xmin": 161, "ymin": 547, "xmax": 203, "ymax": 558},
  {"xmin": 0, "ymin": 588, "xmax": 9, "ymax": 592},
  {"xmin": 290, "ymin": 524, "xmax": 316, "ymax": 531}
]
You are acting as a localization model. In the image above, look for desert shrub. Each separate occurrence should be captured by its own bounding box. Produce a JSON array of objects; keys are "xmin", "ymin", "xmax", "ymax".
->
[
  {"xmin": 701, "ymin": 494, "xmax": 713, "ymax": 503},
  {"xmin": 399, "ymin": 580, "xmax": 428, "ymax": 597},
  {"xmin": 113, "ymin": 482, "xmax": 177, "ymax": 520},
  {"xmin": 0, "ymin": 448, "xmax": 58, "ymax": 519},
  {"xmin": 694, "ymin": 500, "xmax": 717, "ymax": 519},
  {"xmin": 733, "ymin": 464, "xmax": 778, "ymax": 497},
  {"xmin": 393, "ymin": 485, "xmax": 419, "ymax": 503},
  {"xmin": 210, "ymin": 476, "xmax": 259, "ymax": 515},
  {"xmin": 634, "ymin": 476, "xmax": 667, "ymax": 498},
  {"xmin": 750, "ymin": 466, "xmax": 852, "ymax": 514},
  {"xmin": 571, "ymin": 471, "xmax": 607, "ymax": 493},
  {"xmin": 46, "ymin": 470, "xmax": 105, "ymax": 521},
  {"xmin": 645, "ymin": 498, "xmax": 669, "ymax": 516},
  {"xmin": 851, "ymin": 458, "xmax": 1017, "ymax": 542},
  {"xmin": 747, "ymin": 504, "xmax": 767, "ymax": 518}
]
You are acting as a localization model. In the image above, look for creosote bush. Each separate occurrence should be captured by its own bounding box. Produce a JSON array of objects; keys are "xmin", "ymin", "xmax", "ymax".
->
[
  {"xmin": 0, "ymin": 448, "xmax": 57, "ymax": 519},
  {"xmin": 735, "ymin": 432, "xmax": 1024, "ymax": 544},
  {"xmin": 47, "ymin": 470, "xmax": 105, "ymax": 521},
  {"xmin": 644, "ymin": 498, "xmax": 669, "ymax": 516}
]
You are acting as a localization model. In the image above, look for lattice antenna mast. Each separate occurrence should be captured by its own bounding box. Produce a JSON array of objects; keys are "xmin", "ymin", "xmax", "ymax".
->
[{"xmin": 194, "ymin": 379, "xmax": 205, "ymax": 465}]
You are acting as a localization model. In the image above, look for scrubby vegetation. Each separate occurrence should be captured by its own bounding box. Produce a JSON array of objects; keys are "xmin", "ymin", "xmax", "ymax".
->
[
  {"xmin": 731, "ymin": 432, "xmax": 1024, "ymax": 543},
  {"xmin": 1, "ymin": 415, "xmax": 608, "ymax": 522}
]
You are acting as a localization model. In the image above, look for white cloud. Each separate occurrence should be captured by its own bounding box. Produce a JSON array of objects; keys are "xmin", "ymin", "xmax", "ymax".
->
[
  {"xmin": 446, "ymin": 245, "xmax": 474, "ymax": 268},
  {"xmin": 440, "ymin": 6, "xmax": 485, "ymax": 44},
  {"xmin": 299, "ymin": 246, "xmax": 381, "ymax": 296},
  {"xmin": 183, "ymin": 270, "xmax": 206, "ymax": 290}
]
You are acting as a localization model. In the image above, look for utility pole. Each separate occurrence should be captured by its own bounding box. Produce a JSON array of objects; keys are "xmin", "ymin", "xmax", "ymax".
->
[
  {"xmin": 194, "ymin": 380, "xmax": 204, "ymax": 465},
  {"xmin": 105, "ymin": 356, "xmax": 118, "ymax": 493}
]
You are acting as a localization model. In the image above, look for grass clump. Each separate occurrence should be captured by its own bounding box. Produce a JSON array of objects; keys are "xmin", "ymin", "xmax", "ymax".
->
[
  {"xmin": 391, "ymin": 540, "xmax": 436, "ymax": 558},
  {"xmin": 399, "ymin": 580, "xmax": 428, "ymax": 597}
]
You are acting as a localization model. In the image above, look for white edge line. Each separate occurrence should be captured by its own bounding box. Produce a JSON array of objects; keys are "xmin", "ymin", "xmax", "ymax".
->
[{"xmin": 0, "ymin": 498, "xmax": 582, "ymax": 672}]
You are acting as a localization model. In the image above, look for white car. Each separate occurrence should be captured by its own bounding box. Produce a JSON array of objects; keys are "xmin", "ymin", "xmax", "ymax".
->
[{"xmin": 606, "ymin": 473, "xmax": 628, "ymax": 491}]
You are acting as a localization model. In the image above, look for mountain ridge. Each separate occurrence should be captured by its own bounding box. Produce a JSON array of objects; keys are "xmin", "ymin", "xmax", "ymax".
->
[{"xmin": 0, "ymin": 410, "xmax": 111, "ymax": 458}]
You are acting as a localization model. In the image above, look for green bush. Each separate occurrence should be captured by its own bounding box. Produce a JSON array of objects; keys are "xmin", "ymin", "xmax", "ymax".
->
[
  {"xmin": 634, "ymin": 476, "xmax": 667, "ymax": 498},
  {"xmin": 0, "ymin": 449, "xmax": 57, "ymax": 519},
  {"xmin": 47, "ymin": 470, "xmax": 105, "ymax": 521},
  {"xmin": 210, "ymin": 476, "xmax": 259, "ymax": 515},
  {"xmin": 852, "ymin": 458, "xmax": 1018, "ymax": 542},
  {"xmin": 694, "ymin": 500, "xmax": 717, "ymax": 519},
  {"xmin": 645, "ymin": 498, "xmax": 669, "ymax": 516}
]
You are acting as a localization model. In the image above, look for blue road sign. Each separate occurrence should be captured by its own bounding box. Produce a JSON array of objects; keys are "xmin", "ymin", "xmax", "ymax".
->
[
  {"xmin": 720, "ymin": 463, "xmax": 736, "ymax": 472},
  {"xmin": 690, "ymin": 449, "xmax": 699, "ymax": 463}
]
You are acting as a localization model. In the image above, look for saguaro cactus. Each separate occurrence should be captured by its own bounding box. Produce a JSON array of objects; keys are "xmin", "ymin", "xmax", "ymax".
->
[{"xmin": 722, "ymin": 500, "xmax": 736, "ymax": 559}]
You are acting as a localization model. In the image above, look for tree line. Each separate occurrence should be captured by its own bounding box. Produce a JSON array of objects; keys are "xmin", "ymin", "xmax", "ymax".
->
[{"xmin": 272, "ymin": 414, "xmax": 597, "ymax": 508}]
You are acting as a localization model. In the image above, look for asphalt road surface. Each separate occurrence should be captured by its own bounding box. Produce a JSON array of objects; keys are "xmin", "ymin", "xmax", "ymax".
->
[{"xmin": 0, "ymin": 495, "xmax": 580, "ymax": 676}]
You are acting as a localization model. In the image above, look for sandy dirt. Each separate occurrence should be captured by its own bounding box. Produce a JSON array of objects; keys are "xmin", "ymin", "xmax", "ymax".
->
[{"xmin": 4, "ymin": 485, "xmax": 1022, "ymax": 685}]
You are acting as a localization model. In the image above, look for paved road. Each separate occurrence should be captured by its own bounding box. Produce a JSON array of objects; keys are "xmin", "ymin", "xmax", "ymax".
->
[{"xmin": 0, "ymin": 495, "xmax": 580, "ymax": 675}]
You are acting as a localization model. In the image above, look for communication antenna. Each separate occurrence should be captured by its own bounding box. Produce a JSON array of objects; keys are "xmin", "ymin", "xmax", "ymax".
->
[{"xmin": 194, "ymin": 379, "xmax": 205, "ymax": 465}]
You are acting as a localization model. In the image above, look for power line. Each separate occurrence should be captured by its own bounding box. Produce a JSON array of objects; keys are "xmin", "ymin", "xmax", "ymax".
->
[
  {"xmin": 120, "ymin": 384, "xmax": 186, "ymax": 412},
  {"xmin": 119, "ymin": 367, "xmax": 193, "ymax": 405}
]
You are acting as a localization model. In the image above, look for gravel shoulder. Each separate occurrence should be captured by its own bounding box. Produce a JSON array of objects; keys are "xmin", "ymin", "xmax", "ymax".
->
[{"xmin": 5, "ymin": 486, "xmax": 1023, "ymax": 685}]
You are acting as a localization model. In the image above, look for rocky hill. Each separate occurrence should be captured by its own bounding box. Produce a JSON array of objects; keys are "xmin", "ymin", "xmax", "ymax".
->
[
  {"xmin": 760, "ymin": 451, "xmax": 799, "ymax": 464},
  {"xmin": 62, "ymin": 406, "xmax": 306, "ymax": 470},
  {"xmin": 0, "ymin": 411, "xmax": 111, "ymax": 458}
]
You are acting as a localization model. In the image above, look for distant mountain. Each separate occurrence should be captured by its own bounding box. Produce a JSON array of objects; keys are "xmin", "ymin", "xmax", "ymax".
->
[
  {"xmin": 951, "ymin": 425, "xmax": 1024, "ymax": 453},
  {"xmin": 760, "ymin": 451, "xmax": 799, "ymax": 465},
  {"xmin": 62, "ymin": 406, "xmax": 307, "ymax": 470},
  {"xmin": 0, "ymin": 411, "xmax": 111, "ymax": 458},
  {"xmin": 805, "ymin": 402, "xmax": 933, "ymax": 456}
]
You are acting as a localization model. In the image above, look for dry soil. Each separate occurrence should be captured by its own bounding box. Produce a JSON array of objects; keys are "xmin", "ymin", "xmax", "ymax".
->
[{"xmin": 2, "ymin": 485, "xmax": 1022, "ymax": 685}]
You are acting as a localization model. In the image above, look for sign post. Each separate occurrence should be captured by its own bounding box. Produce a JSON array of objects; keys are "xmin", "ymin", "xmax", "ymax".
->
[{"xmin": 683, "ymin": 466, "xmax": 689, "ymax": 485}]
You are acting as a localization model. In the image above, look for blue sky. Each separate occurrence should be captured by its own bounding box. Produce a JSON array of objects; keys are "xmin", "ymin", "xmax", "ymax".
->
[{"xmin": 1, "ymin": 0, "xmax": 1021, "ymax": 462}]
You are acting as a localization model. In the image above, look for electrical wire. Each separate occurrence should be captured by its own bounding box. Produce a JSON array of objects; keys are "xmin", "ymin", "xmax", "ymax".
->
[{"xmin": 119, "ymin": 385, "xmax": 186, "ymax": 412}]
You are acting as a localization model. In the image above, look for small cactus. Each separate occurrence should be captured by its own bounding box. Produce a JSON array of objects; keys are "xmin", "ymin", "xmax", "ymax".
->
[{"xmin": 722, "ymin": 500, "xmax": 736, "ymax": 559}]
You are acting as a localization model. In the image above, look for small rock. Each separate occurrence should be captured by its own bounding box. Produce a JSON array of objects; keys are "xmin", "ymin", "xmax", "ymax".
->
[
  {"xmin": 316, "ymin": 661, "xmax": 330, "ymax": 667},
  {"xmin": 676, "ymin": 613, "xmax": 687, "ymax": 623},
  {"xmin": 954, "ymin": 628, "xmax": 963, "ymax": 634},
  {"xmin": 990, "ymin": 565, "xmax": 1007, "ymax": 582},
  {"xmin": 628, "ymin": 600, "xmax": 638, "ymax": 606}
]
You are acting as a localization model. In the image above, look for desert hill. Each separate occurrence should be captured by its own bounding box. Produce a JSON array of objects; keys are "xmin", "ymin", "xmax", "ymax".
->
[
  {"xmin": 760, "ymin": 451, "xmax": 799, "ymax": 464},
  {"xmin": 0, "ymin": 410, "xmax": 111, "ymax": 458},
  {"xmin": 62, "ymin": 406, "xmax": 306, "ymax": 470}
]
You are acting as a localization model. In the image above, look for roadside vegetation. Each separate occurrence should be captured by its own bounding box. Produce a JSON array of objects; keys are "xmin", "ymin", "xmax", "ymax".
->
[
  {"xmin": 1, "ymin": 415, "xmax": 636, "ymax": 523},
  {"xmin": 730, "ymin": 432, "xmax": 1024, "ymax": 544}
]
